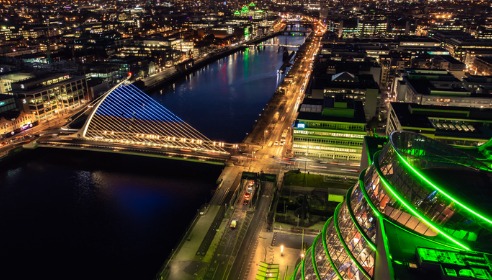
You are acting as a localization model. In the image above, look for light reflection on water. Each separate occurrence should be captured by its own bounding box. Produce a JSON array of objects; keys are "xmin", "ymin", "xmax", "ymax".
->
[
  {"xmin": 0, "ymin": 34, "xmax": 306, "ymax": 279},
  {"xmin": 151, "ymin": 35, "xmax": 305, "ymax": 143},
  {"xmin": 0, "ymin": 150, "xmax": 221, "ymax": 280}
]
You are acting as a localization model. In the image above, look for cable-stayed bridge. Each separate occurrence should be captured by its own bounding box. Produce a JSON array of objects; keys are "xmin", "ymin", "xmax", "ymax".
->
[{"xmin": 37, "ymin": 79, "xmax": 242, "ymax": 165}]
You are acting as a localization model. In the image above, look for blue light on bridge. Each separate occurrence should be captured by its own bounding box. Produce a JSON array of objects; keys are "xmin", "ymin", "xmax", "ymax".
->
[
  {"xmin": 83, "ymin": 82, "xmax": 228, "ymax": 154},
  {"xmin": 95, "ymin": 84, "xmax": 184, "ymax": 123}
]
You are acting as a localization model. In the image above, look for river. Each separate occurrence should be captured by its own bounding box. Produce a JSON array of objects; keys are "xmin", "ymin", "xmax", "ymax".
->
[{"xmin": 0, "ymin": 34, "xmax": 305, "ymax": 280}]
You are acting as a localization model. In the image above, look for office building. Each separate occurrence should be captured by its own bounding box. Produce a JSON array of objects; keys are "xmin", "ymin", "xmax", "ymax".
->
[
  {"xmin": 386, "ymin": 102, "xmax": 492, "ymax": 148},
  {"xmin": 293, "ymin": 131, "xmax": 492, "ymax": 280},
  {"xmin": 11, "ymin": 73, "xmax": 87, "ymax": 121},
  {"xmin": 394, "ymin": 69, "xmax": 492, "ymax": 108},
  {"xmin": 292, "ymin": 97, "xmax": 366, "ymax": 163}
]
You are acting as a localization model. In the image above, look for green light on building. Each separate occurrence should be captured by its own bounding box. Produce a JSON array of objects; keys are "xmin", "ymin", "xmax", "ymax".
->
[
  {"xmin": 328, "ymin": 194, "xmax": 344, "ymax": 202},
  {"xmin": 291, "ymin": 132, "xmax": 492, "ymax": 280},
  {"xmin": 395, "ymin": 152, "xmax": 492, "ymax": 227},
  {"xmin": 374, "ymin": 152, "xmax": 472, "ymax": 251}
]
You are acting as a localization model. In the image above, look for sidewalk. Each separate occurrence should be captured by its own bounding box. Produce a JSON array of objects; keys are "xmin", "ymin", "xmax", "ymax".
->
[
  {"xmin": 163, "ymin": 205, "xmax": 221, "ymax": 280},
  {"xmin": 246, "ymin": 229, "xmax": 302, "ymax": 280},
  {"xmin": 159, "ymin": 166, "xmax": 242, "ymax": 280}
]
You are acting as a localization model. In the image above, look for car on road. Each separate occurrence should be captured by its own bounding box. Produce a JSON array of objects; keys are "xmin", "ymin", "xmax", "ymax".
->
[
  {"xmin": 274, "ymin": 141, "xmax": 279, "ymax": 146},
  {"xmin": 230, "ymin": 220, "xmax": 237, "ymax": 229}
]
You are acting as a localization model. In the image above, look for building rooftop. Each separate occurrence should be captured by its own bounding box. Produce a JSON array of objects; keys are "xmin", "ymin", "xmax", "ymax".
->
[
  {"xmin": 312, "ymin": 73, "xmax": 379, "ymax": 90},
  {"xmin": 426, "ymin": 167, "xmax": 492, "ymax": 226},
  {"xmin": 381, "ymin": 218, "xmax": 492, "ymax": 280},
  {"xmin": 11, "ymin": 72, "xmax": 70, "ymax": 86},
  {"xmin": 476, "ymin": 56, "xmax": 492, "ymax": 64},
  {"xmin": 390, "ymin": 102, "xmax": 492, "ymax": 139},
  {"xmin": 396, "ymin": 35, "xmax": 441, "ymax": 43},
  {"xmin": 297, "ymin": 97, "xmax": 366, "ymax": 123},
  {"xmin": 405, "ymin": 74, "xmax": 472, "ymax": 97}
]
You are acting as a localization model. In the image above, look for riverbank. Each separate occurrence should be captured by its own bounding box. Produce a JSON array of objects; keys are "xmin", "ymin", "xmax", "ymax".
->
[
  {"xmin": 136, "ymin": 32, "xmax": 281, "ymax": 92},
  {"xmin": 243, "ymin": 32, "xmax": 313, "ymax": 146},
  {"xmin": 154, "ymin": 31, "xmax": 312, "ymax": 280},
  {"xmin": 0, "ymin": 140, "xmax": 35, "ymax": 162}
]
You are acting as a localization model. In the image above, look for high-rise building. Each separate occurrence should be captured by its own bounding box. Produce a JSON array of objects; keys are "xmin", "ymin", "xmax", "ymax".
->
[{"xmin": 292, "ymin": 131, "xmax": 492, "ymax": 280}]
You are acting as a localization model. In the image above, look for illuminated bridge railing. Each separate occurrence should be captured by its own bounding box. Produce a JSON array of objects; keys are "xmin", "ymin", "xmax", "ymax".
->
[{"xmin": 80, "ymin": 83, "xmax": 228, "ymax": 155}]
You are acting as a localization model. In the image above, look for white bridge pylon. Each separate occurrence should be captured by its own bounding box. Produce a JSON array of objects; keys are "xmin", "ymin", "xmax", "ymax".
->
[{"xmin": 80, "ymin": 82, "xmax": 228, "ymax": 154}]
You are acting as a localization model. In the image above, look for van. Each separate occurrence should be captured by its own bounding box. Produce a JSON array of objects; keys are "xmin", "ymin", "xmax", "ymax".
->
[{"xmin": 230, "ymin": 220, "xmax": 237, "ymax": 229}]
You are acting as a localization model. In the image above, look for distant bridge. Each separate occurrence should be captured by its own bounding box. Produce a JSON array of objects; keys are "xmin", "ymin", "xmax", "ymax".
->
[
  {"xmin": 37, "ymin": 78, "xmax": 247, "ymax": 165},
  {"xmin": 282, "ymin": 30, "xmax": 311, "ymax": 36},
  {"xmin": 260, "ymin": 43, "xmax": 301, "ymax": 48}
]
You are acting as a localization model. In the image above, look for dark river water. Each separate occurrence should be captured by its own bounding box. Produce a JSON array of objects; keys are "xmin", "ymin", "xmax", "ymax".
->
[{"xmin": 0, "ymin": 35, "xmax": 305, "ymax": 280}]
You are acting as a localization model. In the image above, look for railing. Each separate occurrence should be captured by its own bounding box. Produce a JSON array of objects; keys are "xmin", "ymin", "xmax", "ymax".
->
[
  {"xmin": 196, "ymin": 206, "xmax": 226, "ymax": 256},
  {"xmin": 155, "ymin": 207, "xmax": 204, "ymax": 280}
]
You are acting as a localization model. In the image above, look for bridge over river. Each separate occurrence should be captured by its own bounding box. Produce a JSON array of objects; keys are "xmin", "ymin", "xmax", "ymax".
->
[{"xmin": 36, "ymin": 78, "xmax": 250, "ymax": 165}]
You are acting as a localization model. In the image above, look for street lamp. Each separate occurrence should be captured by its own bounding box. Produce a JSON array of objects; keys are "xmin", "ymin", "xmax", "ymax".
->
[{"xmin": 280, "ymin": 244, "xmax": 284, "ymax": 257}]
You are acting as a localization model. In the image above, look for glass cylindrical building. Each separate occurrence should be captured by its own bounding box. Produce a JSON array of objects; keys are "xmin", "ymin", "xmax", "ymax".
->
[{"xmin": 292, "ymin": 131, "xmax": 492, "ymax": 280}]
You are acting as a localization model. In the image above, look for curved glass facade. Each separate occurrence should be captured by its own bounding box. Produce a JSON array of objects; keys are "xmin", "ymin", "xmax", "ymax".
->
[{"xmin": 292, "ymin": 131, "xmax": 492, "ymax": 280}]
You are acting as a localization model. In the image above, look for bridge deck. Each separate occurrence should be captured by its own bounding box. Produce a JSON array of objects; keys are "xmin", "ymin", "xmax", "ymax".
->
[{"xmin": 37, "ymin": 137, "xmax": 230, "ymax": 165}]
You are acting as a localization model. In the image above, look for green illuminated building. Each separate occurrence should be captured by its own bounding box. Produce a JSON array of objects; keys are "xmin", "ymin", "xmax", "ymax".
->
[
  {"xmin": 292, "ymin": 97, "xmax": 366, "ymax": 163},
  {"xmin": 292, "ymin": 131, "xmax": 492, "ymax": 280}
]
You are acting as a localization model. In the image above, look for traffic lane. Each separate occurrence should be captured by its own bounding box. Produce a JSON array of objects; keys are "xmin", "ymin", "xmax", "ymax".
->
[{"xmin": 228, "ymin": 181, "xmax": 275, "ymax": 280}]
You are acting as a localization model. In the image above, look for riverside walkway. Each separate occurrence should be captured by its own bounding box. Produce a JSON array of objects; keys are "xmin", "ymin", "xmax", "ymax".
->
[
  {"xmin": 155, "ymin": 24, "xmax": 310, "ymax": 280},
  {"xmin": 157, "ymin": 165, "xmax": 244, "ymax": 280}
]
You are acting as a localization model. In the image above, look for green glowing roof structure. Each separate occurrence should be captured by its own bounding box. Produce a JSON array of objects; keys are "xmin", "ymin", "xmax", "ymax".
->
[{"xmin": 291, "ymin": 131, "xmax": 492, "ymax": 280}]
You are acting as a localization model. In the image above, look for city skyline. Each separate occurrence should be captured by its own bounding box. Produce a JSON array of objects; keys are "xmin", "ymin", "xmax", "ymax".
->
[{"xmin": 0, "ymin": 0, "xmax": 491, "ymax": 279}]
